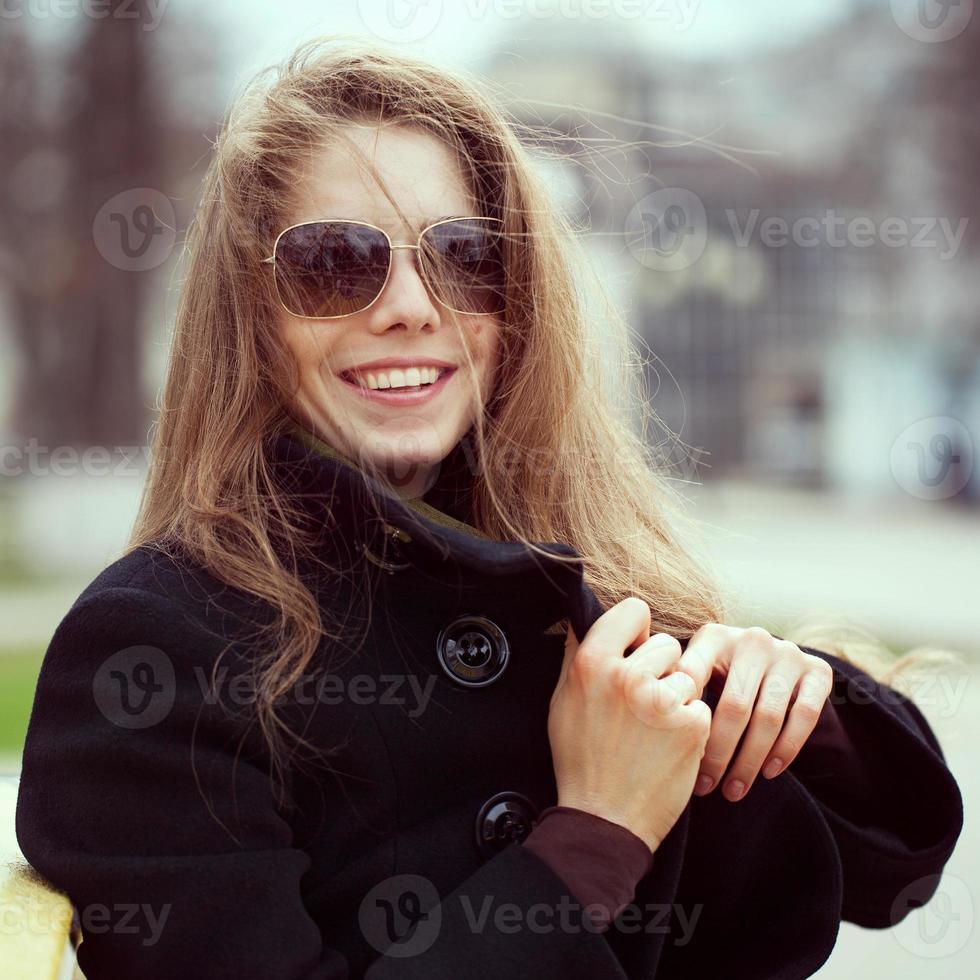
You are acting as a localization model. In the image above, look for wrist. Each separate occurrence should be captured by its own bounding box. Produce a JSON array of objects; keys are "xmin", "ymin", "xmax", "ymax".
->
[{"xmin": 552, "ymin": 801, "xmax": 659, "ymax": 854}]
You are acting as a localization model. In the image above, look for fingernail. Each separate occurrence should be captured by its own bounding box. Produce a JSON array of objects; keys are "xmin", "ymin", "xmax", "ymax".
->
[
  {"xmin": 764, "ymin": 758, "xmax": 783, "ymax": 779},
  {"xmin": 726, "ymin": 779, "xmax": 745, "ymax": 801},
  {"xmin": 695, "ymin": 774, "xmax": 714, "ymax": 795}
]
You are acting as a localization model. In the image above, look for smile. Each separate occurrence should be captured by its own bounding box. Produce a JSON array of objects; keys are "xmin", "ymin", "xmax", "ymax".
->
[{"xmin": 338, "ymin": 366, "xmax": 457, "ymax": 406}]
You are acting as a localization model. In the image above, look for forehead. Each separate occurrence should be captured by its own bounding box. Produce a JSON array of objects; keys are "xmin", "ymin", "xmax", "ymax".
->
[{"xmin": 290, "ymin": 124, "xmax": 475, "ymax": 234}]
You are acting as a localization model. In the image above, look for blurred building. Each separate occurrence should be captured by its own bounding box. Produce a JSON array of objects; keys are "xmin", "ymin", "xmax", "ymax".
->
[{"xmin": 483, "ymin": 8, "xmax": 980, "ymax": 501}]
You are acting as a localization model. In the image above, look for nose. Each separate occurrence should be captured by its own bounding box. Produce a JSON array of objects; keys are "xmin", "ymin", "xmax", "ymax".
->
[{"xmin": 371, "ymin": 244, "xmax": 440, "ymax": 333}]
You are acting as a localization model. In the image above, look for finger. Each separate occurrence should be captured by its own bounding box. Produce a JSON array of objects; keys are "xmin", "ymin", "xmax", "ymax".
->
[
  {"xmin": 673, "ymin": 623, "xmax": 732, "ymax": 699},
  {"xmin": 622, "ymin": 634, "xmax": 685, "ymax": 711},
  {"xmin": 660, "ymin": 669, "xmax": 699, "ymax": 705},
  {"xmin": 556, "ymin": 622, "xmax": 578, "ymax": 695},
  {"xmin": 720, "ymin": 662, "xmax": 799, "ymax": 801},
  {"xmin": 760, "ymin": 659, "xmax": 834, "ymax": 780},
  {"xmin": 626, "ymin": 675, "xmax": 706, "ymax": 728},
  {"xmin": 623, "ymin": 633, "xmax": 684, "ymax": 681},
  {"xmin": 556, "ymin": 597, "xmax": 651, "ymax": 695},
  {"xmin": 576, "ymin": 596, "xmax": 652, "ymax": 667},
  {"xmin": 693, "ymin": 652, "xmax": 766, "ymax": 796}
]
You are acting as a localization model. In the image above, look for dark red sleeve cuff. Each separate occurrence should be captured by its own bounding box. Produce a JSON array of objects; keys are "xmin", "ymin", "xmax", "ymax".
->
[{"xmin": 520, "ymin": 805, "xmax": 654, "ymax": 932}]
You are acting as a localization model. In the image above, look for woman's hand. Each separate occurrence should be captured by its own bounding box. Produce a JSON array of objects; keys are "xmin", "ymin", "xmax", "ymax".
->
[
  {"xmin": 547, "ymin": 597, "xmax": 713, "ymax": 853},
  {"xmin": 667, "ymin": 623, "xmax": 835, "ymax": 802}
]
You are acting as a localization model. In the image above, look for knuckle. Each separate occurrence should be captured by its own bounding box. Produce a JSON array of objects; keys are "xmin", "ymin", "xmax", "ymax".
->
[
  {"xmin": 718, "ymin": 693, "xmax": 752, "ymax": 719},
  {"xmin": 753, "ymin": 704, "xmax": 785, "ymax": 730},
  {"xmin": 793, "ymin": 700, "xmax": 823, "ymax": 725},
  {"xmin": 741, "ymin": 625, "xmax": 772, "ymax": 647},
  {"xmin": 611, "ymin": 657, "xmax": 637, "ymax": 690},
  {"xmin": 696, "ymin": 621, "xmax": 726, "ymax": 642},
  {"xmin": 647, "ymin": 632, "xmax": 681, "ymax": 655},
  {"xmin": 572, "ymin": 644, "xmax": 605, "ymax": 679},
  {"xmin": 779, "ymin": 733, "xmax": 802, "ymax": 756}
]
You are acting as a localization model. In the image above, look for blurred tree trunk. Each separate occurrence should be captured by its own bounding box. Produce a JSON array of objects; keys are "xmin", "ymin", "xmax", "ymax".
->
[{"xmin": 3, "ymin": 1, "xmax": 165, "ymax": 452}]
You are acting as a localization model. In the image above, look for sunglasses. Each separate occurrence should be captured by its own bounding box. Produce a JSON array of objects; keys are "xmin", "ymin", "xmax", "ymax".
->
[{"xmin": 261, "ymin": 216, "xmax": 507, "ymax": 319}]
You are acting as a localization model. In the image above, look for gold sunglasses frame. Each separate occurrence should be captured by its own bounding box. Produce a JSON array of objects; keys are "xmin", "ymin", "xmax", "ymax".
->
[{"xmin": 261, "ymin": 215, "xmax": 507, "ymax": 320}]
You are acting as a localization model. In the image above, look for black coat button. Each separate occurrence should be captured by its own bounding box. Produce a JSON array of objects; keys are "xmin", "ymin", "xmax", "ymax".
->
[
  {"xmin": 436, "ymin": 615, "xmax": 510, "ymax": 687},
  {"xmin": 475, "ymin": 791, "xmax": 539, "ymax": 860},
  {"xmin": 361, "ymin": 521, "xmax": 412, "ymax": 573}
]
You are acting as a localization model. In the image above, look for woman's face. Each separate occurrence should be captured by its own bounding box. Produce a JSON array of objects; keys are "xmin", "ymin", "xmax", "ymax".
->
[{"xmin": 277, "ymin": 124, "xmax": 501, "ymax": 496}]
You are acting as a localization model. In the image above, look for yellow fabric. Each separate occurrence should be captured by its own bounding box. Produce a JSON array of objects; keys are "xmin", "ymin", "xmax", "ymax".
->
[{"xmin": 0, "ymin": 780, "xmax": 78, "ymax": 980}]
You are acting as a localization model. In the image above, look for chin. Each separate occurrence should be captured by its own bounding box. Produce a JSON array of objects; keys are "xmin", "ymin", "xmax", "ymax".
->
[{"xmin": 352, "ymin": 429, "xmax": 441, "ymax": 473}]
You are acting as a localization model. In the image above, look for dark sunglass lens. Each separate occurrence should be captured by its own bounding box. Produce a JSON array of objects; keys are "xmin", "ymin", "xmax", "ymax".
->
[
  {"xmin": 421, "ymin": 218, "xmax": 506, "ymax": 315},
  {"xmin": 274, "ymin": 222, "xmax": 389, "ymax": 317}
]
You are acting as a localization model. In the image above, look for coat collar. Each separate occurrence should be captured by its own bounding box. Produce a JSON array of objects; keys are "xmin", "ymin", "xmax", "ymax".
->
[{"xmin": 265, "ymin": 422, "xmax": 606, "ymax": 641}]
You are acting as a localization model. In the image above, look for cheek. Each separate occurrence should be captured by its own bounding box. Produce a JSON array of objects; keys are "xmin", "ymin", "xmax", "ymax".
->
[
  {"xmin": 467, "ymin": 317, "xmax": 502, "ymax": 367},
  {"xmin": 468, "ymin": 320, "xmax": 502, "ymax": 400},
  {"xmin": 483, "ymin": 321, "xmax": 504, "ymax": 377},
  {"xmin": 281, "ymin": 319, "xmax": 333, "ymax": 374}
]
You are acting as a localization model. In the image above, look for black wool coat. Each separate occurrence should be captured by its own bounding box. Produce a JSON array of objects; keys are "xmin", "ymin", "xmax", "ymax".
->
[{"xmin": 16, "ymin": 427, "xmax": 965, "ymax": 980}]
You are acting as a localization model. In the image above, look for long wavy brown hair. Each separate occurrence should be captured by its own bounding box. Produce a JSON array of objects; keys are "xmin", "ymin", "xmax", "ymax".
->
[{"xmin": 127, "ymin": 34, "xmax": 963, "ymax": 794}]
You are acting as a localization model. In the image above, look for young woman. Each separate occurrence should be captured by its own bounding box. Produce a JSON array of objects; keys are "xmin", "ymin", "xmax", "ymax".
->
[{"xmin": 16, "ymin": 36, "xmax": 963, "ymax": 980}]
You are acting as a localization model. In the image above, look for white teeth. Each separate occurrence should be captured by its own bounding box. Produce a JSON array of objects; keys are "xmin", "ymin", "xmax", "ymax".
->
[{"xmin": 352, "ymin": 366, "xmax": 446, "ymax": 391}]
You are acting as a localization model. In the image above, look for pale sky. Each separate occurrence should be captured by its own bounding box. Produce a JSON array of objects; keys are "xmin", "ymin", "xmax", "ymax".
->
[{"xmin": 212, "ymin": 0, "xmax": 857, "ymax": 101}]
